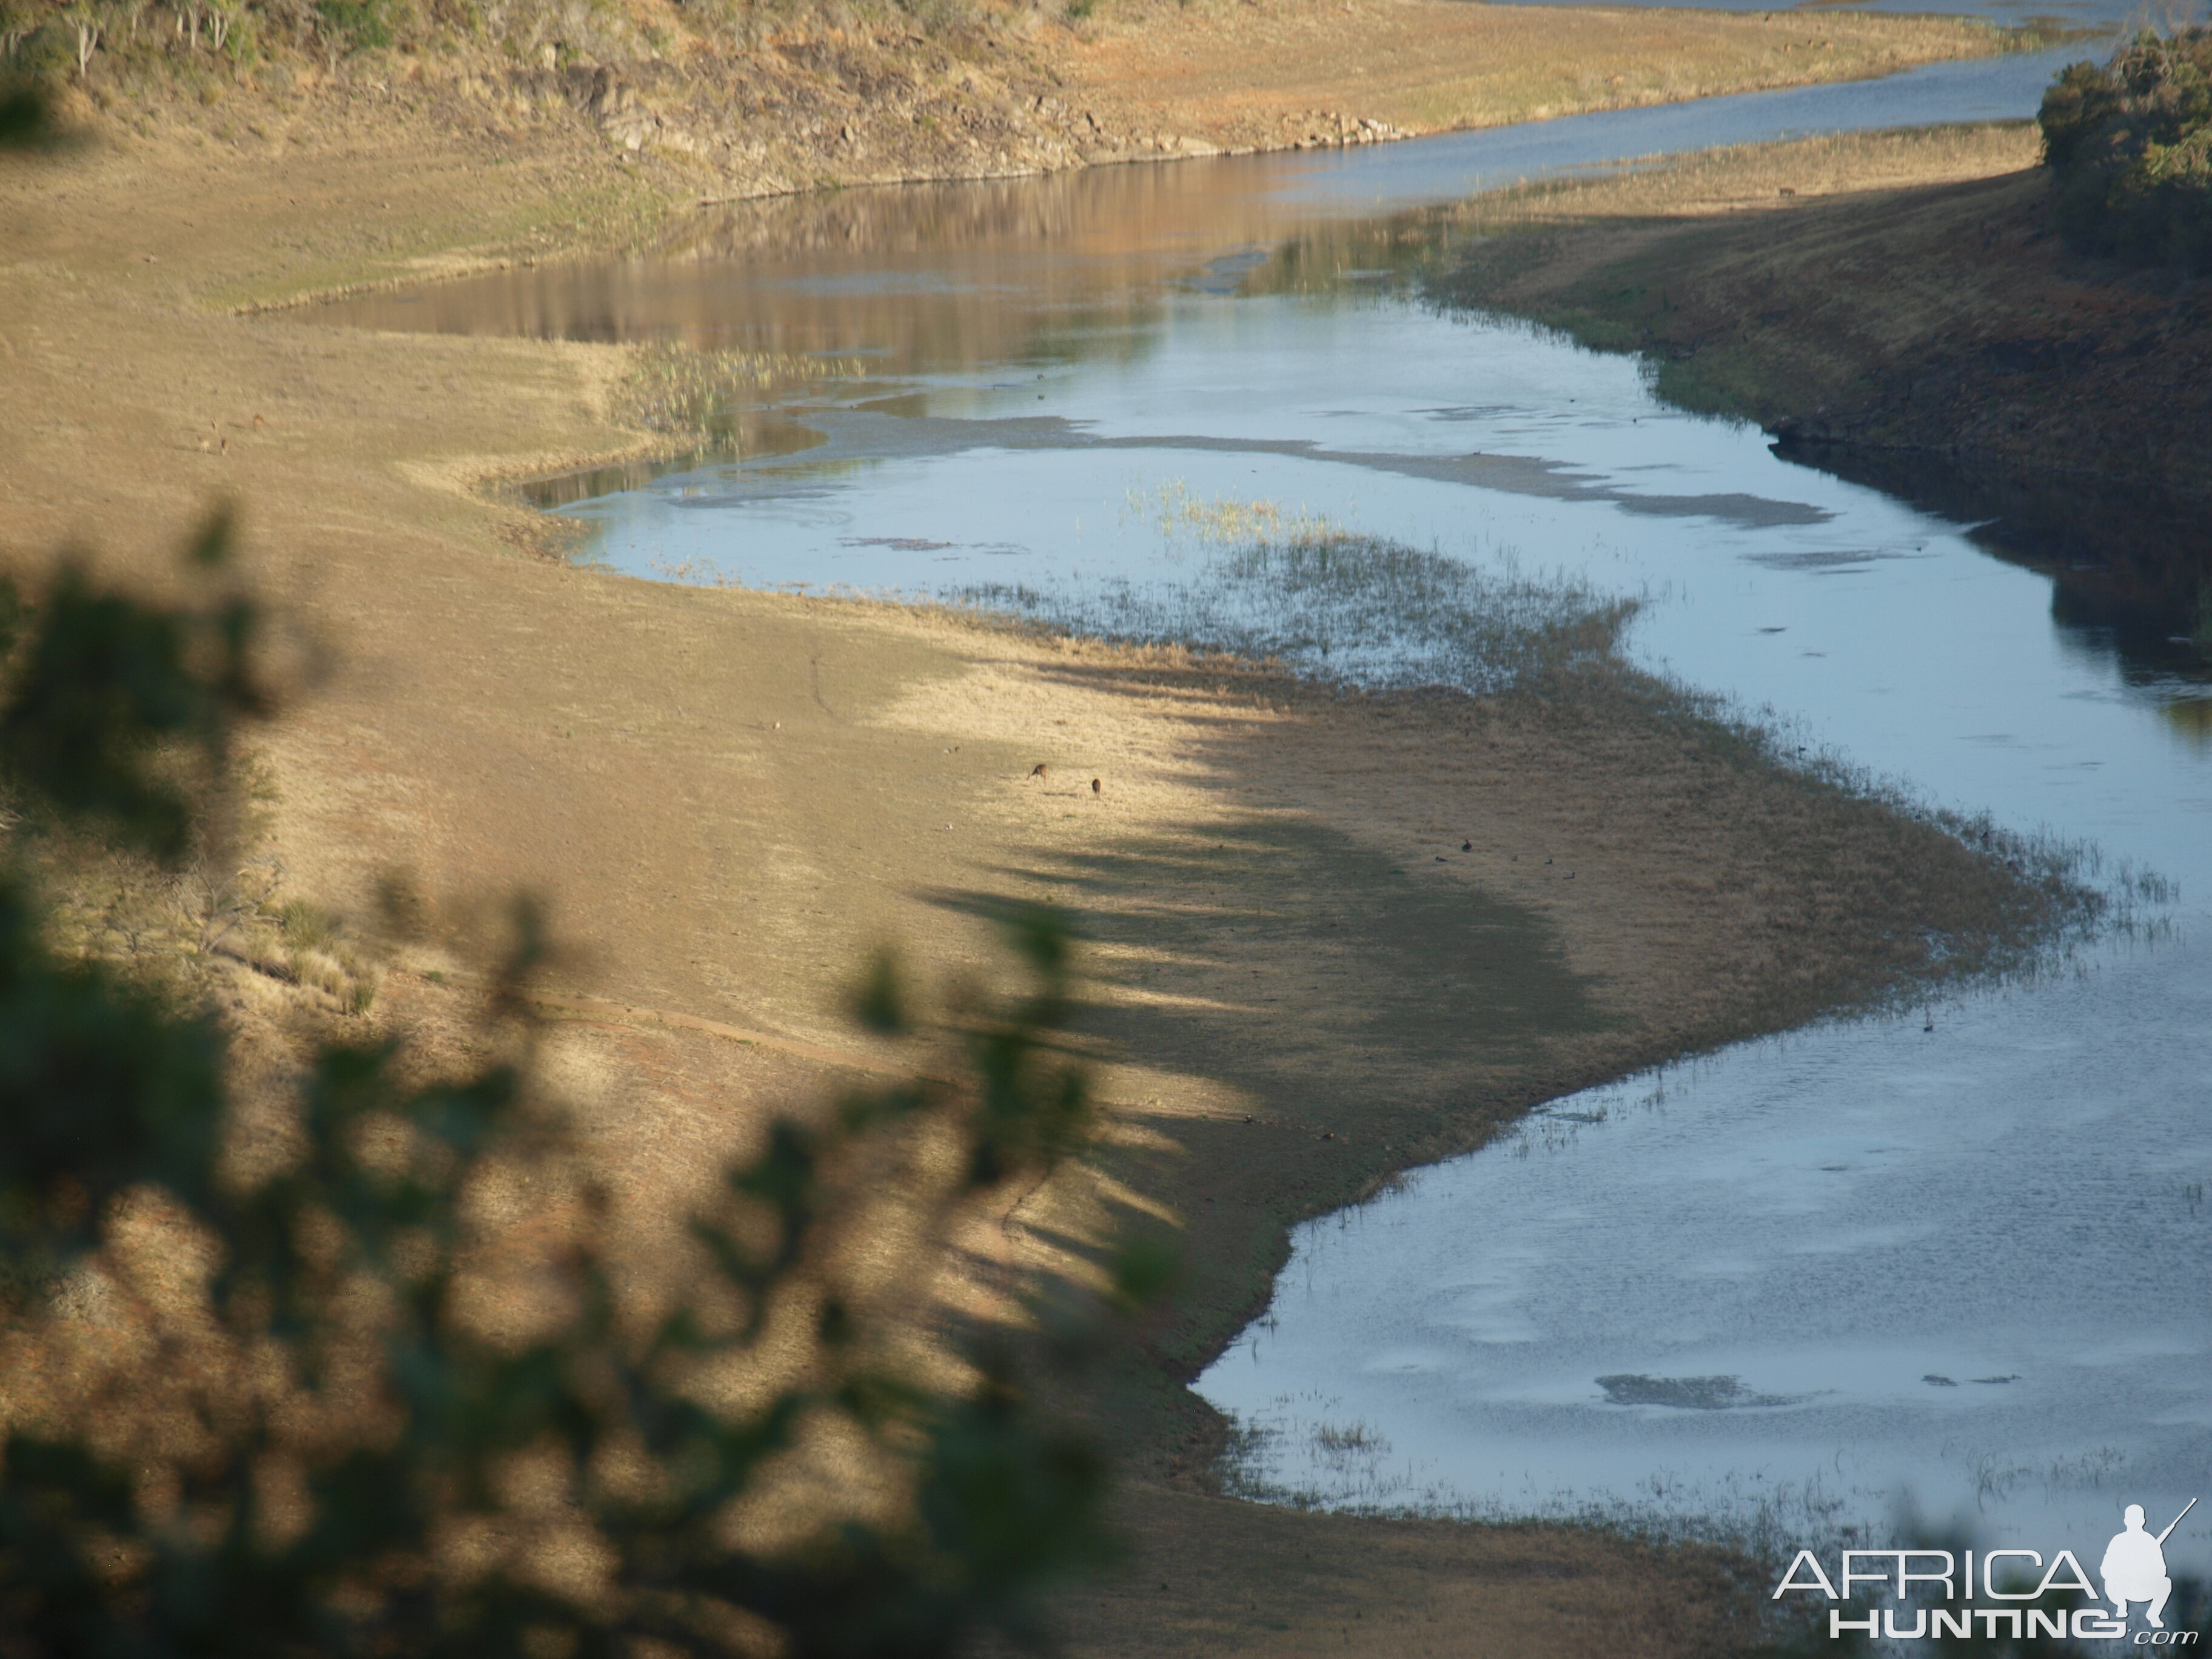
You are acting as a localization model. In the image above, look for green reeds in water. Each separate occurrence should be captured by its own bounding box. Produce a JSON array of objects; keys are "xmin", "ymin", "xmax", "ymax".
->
[{"xmin": 963, "ymin": 531, "xmax": 1635, "ymax": 695}]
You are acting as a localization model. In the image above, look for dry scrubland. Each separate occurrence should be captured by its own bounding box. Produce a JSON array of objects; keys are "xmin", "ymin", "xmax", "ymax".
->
[
  {"xmin": 1430, "ymin": 122, "xmax": 2212, "ymax": 506},
  {"xmin": 0, "ymin": 29, "xmax": 2099, "ymax": 1659}
]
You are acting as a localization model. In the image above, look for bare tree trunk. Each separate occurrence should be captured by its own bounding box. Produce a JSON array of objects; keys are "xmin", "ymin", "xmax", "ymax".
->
[{"xmin": 73, "ymin": 16, "xmax": 101, "ymax": 76}]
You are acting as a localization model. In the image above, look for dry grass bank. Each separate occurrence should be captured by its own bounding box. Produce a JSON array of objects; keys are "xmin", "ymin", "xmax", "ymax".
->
[
  {"xmin": 0, "ymin": 98, "xmax": 2087, "ymax": 1659},
  {"xmin": 1056, "ymin": 0, "xmax": 2025, "ymax": 155},
  {"xmin": 10, "ymin": 0, "xmax": 2025, "ymax": 306},
  {"xmin": 1427, "ymin": 122, "xmax": 2212, "ymax": 507}
]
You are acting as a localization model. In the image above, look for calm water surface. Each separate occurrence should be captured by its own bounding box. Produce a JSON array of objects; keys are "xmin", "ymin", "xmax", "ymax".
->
[{"xmin": 318, "ymin": 54, "xmax": 2211, "ymax": 1574}]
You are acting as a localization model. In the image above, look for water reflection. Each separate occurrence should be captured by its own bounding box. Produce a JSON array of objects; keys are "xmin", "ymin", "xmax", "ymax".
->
[
  {"xmin": 1775, "ymin": 439, "xmax": 2212, "ymax": 691},
  {"xmin": 318, "ymin": 159, "xmax": 1345, "ymax": 366}
]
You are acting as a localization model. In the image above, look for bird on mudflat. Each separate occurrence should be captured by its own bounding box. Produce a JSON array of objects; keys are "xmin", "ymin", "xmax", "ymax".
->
[
  {"xmin": 1461, "ymin": 839, "xmax": 1472, "ymax": 851},
  {"xmin": 1029, "ymin": 763, "xmax": 1048, "ymax": 780},
  {"xmin": 1091, "ymin": 777, "xmax": 1101, "ymax": 794}
]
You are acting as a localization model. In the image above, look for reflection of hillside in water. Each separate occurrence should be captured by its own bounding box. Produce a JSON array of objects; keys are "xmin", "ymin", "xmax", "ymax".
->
[
  {"xmin": 1775, "ymin": 439, "xmax": 2212, "ymax": 706},
  {"xmin": 311, "ymin": 156, "xmax": 1409, "ymax": 371},
  {"xmin": 1234, "ymin": 201, "xmax": 1481, "ymax": 298}
]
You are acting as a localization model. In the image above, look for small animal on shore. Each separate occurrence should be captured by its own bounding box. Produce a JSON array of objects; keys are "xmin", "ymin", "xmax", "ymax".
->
[
  {"xmin": 1461, "ymin": 839, "xmax": 1472, "ymax": 851},
  {"xmin": 252, "ymin": 413, "xmax": 266, "ymax": 429},
  {"xmin": 1029, "ymin": 763, "xmax": 1048, "ymax": 780},
  {"xmin": 1091, "ymin": 777, "xmax": 1101, "ymax": 794}
]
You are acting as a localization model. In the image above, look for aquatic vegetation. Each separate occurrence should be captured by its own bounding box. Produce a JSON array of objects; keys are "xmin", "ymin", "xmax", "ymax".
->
[
  {"xmin": 1124, "ymin": 479, "xmax": 1339, "ymax": 548},
  {"xmin": 964, "ymin": 529, "xmax": 1634, "ymax": 695}
]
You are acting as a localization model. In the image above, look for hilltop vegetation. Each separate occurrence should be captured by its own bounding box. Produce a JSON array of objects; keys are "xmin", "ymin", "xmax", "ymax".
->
[
  {"xmin": 2040, "ymin": 24, "xmax": 2212, "ymax": 273},
  {"xmin": 0, "ymin": 0, "xmax": 949, "ymax": 83}
]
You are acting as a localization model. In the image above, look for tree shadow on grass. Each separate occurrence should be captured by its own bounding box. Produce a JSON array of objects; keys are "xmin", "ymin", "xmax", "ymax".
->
[
  {"xmin": 930, "ymin": 809, "xmax": 1610, "ymax": 1124},
  {"xmin": 921, "ymin": 805, "xmax": 1628, "ymax": 1412}
]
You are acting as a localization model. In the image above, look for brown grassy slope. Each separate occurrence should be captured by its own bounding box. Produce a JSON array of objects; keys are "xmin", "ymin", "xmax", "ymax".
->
[
  {"xmin": 1055, "ymin": 0, "xmax": 2020, "ymax": 154},
  {"xmin": 30, "ymin": 0, "xmax": 2018, "ymax": 250},
  {"xmin": 1, "ymin": 109, "xmax": 2076, "ymax": 1659},
  {"xmin": 1427, "ymin": 122, "xmax": 2212, "ymax": 504}
]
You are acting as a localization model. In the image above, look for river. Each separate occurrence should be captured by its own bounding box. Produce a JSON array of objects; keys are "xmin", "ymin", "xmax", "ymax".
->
[{"xmin": 317, "ymin": 41, "xmax": 2211, "ymax": 1586}]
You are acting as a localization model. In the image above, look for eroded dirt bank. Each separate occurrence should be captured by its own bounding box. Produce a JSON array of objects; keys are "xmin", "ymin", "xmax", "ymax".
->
[
  {"xmin": 0, "ymin": 73, "xmax": 2083, "ymax": 1659},
  {"xmin": 1426, "ymin": 122, "xmax": 2212, "ymax": 626}
]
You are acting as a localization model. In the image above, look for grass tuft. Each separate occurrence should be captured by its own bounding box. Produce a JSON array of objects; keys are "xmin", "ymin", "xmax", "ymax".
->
[{"xmin": 277, "ymin": 897, "xmax": 342, "ymax": 953}]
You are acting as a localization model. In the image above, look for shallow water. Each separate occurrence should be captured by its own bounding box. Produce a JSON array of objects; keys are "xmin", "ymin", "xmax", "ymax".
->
[
  {"xmin": 1203, "ymin": 955, "xmax": 2212, "ymax": 1571},
  {"xmin": 317, "ymin": 50, "xmax": 2212, "ymax": 1580}
]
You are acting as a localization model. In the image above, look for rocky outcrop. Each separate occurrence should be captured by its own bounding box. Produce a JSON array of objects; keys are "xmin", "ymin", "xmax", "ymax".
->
[{"xmin": 417, "ymin": 28, "xmax": 1421, "ymax": 202}]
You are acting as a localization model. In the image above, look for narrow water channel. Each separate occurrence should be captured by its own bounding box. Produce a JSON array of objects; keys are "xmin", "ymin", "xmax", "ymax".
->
[{"xmin": 318, "ymin": 47, "xmax": 2210, "ymax": 1576}]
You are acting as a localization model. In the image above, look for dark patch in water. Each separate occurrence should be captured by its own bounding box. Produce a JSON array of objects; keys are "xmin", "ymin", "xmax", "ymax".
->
[{"xmin": 1596, "ymin": 1373, "xmax": 1799, "ymax": 1410}]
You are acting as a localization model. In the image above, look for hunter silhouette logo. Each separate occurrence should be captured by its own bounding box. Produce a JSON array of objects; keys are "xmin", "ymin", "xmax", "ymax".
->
[
  {"xmin": 1772, "ymin": 1498, "xmax": 2203, "ymax": 1644},
  {"xmin": 2105, "ymin": 1499, "xmax": 2195, "ymax": 1631}
]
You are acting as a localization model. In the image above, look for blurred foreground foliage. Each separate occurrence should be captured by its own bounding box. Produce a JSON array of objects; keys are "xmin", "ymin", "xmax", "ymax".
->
[
  {"xmin": 2040, "ymin": 24, "xmax": 2212, "ymax": 273},
  {"xmin": 0, "ymin": 515, "xmax": 1148, "ymax": 1656}
]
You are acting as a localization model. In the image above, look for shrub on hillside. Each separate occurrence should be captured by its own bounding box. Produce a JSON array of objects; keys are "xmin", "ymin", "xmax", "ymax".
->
[{"xmin": 2039, "ymin": 25, "xmax": 2212, "ymax": 273}]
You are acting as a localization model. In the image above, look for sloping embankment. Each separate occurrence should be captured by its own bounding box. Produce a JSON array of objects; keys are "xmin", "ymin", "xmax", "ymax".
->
[{"xmin": 1426, "ymin": 122, "xmax": 2212, "ymax": 630}]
